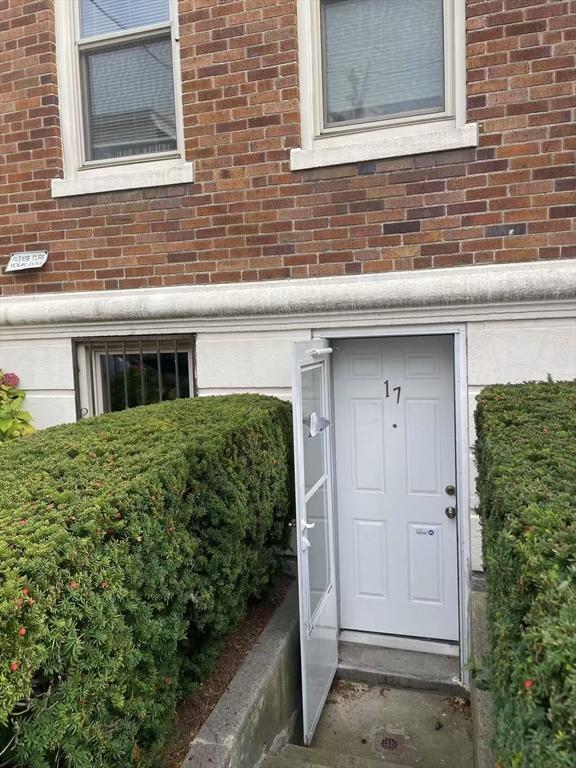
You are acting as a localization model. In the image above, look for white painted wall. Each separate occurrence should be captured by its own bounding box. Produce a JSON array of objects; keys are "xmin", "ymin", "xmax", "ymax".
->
[
  {"xmin": 196, "ymin": 329, "xmax": 312, "ymax": 399},
  {"xmin": 466, "ymin": 318, "xmax": 576, "ymax": 569},
  {"xmin": 0, "ymin": 338, "xmax": 77, "ymax": 429}
]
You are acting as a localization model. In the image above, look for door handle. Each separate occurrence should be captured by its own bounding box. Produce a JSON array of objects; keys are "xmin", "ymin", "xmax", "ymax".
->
[
  {"xmin": 445, "ymin": 506, "xmax": 457, "ymax": 520},
  {"xmin": 301, "ymin": 520, "xmax": 315, "ymax": 550}
]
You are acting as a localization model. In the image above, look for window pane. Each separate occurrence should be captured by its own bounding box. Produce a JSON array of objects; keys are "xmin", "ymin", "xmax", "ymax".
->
[
  {"xmin": 80, "ymin": 0, "xmax": 170, "ymax": 38},
  {"xmin": 159, "ymin": 352, "xmax": 190, "ymax": 401},
  {"xmin": 306, "ymin": 481, "xmax": 331, "ymax": 620},
  {"xmin": 322, "ymin": 0, "xmax": 445, "ymax": 127},
  {"xmin": 101, "ymin": 353, "xmax": 126, "ymax": 412},
  {"xmin": 101, "ymin": 350, "xmax": 189, "ymax": 413},
  {"xmin": 302, "ymin": 365, "xmax": 326, "ymax": 493},
  {"xmin": 83, "ymin": 38, "xmax": 177, "ymax": 161}
]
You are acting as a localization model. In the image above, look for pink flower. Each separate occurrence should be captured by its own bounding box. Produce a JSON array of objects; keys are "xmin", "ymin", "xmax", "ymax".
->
[{"xmin": 2, "ymin": 372, "xmax": 19, "ymax": 388}]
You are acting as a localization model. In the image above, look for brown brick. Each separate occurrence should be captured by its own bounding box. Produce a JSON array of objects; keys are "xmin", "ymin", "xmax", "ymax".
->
[
  {"xmin": 0, "ymin": 0, "xmax": 573, "ymax": 297},
  {"xmin": 533, "ymin": 165, "xmax": 574, "ymax": 179},
  {"xmin": 550, "ymin": 205, "xmax": 576, "ymax": 219},
  {"xmin": 382, "ymin": 221, "xmax": 421, "ymax": 235}
]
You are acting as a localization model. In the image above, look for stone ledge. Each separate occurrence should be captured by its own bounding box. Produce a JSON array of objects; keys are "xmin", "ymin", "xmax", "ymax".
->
[
  {"xmin": 181, "ymin": 583, "xmax": 300, "ymax": 768},
  {"xmin": 1, "ymin": 260, "xmax": 574, "ymax": 328},
  {"xmin": 470, "ymin": 589, "xmax": 494, "ymax": 768}
]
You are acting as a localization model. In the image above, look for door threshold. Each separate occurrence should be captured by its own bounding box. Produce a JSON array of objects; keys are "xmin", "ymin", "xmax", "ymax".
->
[
  {"xmin": 337, "ymin": 637, "xmax": 464, "ymax": 695},
  {"xmin": 339, "ymin": 630, "xmax": 459, "ymax": 657}
]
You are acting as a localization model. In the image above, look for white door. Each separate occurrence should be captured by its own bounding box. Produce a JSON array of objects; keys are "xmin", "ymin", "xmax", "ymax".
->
[
  {"xmin": 333, "ymin": 335, "xmax": 459, "ymax": 641},
  {"xmin": 292, "ymin": 339, "xmax": 338, "ymax": 745}
]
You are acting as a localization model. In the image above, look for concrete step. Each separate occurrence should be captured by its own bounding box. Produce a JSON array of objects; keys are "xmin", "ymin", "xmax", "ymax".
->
[
  {"xmin": 280, "ymin": 744, "xmax": 406, "ymax": 768},
  {"xmin": 338, "ymin": 641, "xmax": 465, "ymax": 697},
  {"xmin": 260, "ymin": 756, "xmax": 325, "ymax": 768}
]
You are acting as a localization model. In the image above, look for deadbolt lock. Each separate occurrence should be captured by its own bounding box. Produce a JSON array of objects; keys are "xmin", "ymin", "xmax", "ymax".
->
[
  {"xmin": 445, "ymin": 484, "xmax": 456, "ymax": 496},
  {"xmin": 445, "ymin": 506, "xmax": 457, "ymax": 520}
]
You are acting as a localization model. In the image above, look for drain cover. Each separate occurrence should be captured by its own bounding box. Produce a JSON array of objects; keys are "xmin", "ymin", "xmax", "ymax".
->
[
  {"xmin": 377, "ymin": 732, "xmax": 405, "ymax": 755},
  {"xmin": 381, "ymin": 736, "xmax": 399, "ymax": 751}
]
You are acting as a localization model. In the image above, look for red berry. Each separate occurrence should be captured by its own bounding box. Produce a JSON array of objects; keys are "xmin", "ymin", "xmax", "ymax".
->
[
  {"xmin": 18, "ymin": 627, "xmax": 26, "ymax": 637},
  {"xmin": 69, "ymin": 580, "xmax": 79, "ymax": 590},
  {"xmin": 9, "ymin": 662, "xmax": 19, "ymax": 672},
  {"xmin": 524, "ymin": 679, "xmax": 534, "ymax": 691},
  {"xmin": 28, "ymin": 598, "xmax": 35, "ymax": 606},
  {"xmin": 22, "ymin": 588, "xmax": 29, "ymax": 596},
  {"xmin": 19, "ymin": 519, "xmax": 28, "ymax": 526}
]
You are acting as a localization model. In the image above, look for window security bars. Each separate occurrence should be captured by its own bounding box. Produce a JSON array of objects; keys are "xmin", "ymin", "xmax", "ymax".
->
[{"xmin": 73, "ymin": 335, "xmax": 196, "ymax": 418}]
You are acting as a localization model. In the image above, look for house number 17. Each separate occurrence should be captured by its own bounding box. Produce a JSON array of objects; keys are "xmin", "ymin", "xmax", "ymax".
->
[{"xmin": 384, "ymin": 380, "xmax": 401, "ymax": 404}]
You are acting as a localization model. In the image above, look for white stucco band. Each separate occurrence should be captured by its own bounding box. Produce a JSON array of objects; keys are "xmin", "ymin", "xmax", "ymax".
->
[
  {"xmin": 1, "ymin": 260, "xmax": 575, "ymax": 329},
  {"xmin": 1, "ymin": 260, "xmax": 575, "ymax": 578}
]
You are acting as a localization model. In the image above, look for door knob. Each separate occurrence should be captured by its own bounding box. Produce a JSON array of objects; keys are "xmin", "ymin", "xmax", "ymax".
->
[
  {"xmin": 445, "ymin": 484, "xmax": 456, "ymax": 496},
  {"xmin": 445, "ymin": 506, "xmax": 457, "ymax": 520}
]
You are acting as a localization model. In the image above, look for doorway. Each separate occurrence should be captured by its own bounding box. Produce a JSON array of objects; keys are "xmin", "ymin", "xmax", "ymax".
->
[
  {"xmin": 332, "ymin": 335, "xmax": 459, "ymax": 641},
  {"xmin": 292, "ymin": 332, "xmax": 467, "ymax": 745}
]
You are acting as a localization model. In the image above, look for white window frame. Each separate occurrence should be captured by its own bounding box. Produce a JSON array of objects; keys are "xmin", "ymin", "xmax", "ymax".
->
[
  {"xmin": 291, "ymin": 0, "xmax": 478, "ymax": 171},
  {"xmin": 52, "ymin": 0, "xmax": 193, "ymax": 198},
  {"xmin": 74, "ymin": 335, "xmax": 196, "ymax": 418}
]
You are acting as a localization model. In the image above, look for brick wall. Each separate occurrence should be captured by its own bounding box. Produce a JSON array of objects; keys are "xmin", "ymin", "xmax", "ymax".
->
[{"xmin": 0, "ymin": 0, "xmax": 574, "ymax": 296}]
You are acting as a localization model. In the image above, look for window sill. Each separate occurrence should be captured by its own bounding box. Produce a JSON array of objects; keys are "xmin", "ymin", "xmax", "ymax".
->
[
  {"xmin": 290, "ymin": 123, "xmax": 479, "ymax": 171},
  {"xmin": 51, "ymin": 158, "xmax": 194, "ymax": 198}
]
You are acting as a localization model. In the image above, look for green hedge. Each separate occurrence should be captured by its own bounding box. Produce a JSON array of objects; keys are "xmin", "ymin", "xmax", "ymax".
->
[
  {"xmin": 475, "ymin": 381, "xmax": 576, "ymax": 768},
  {"xmin": 0, "ymin": 395, "xmax": 293, "ymax": 767}
]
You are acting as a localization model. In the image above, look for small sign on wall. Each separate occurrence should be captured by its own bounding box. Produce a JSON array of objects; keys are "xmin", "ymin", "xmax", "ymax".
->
[{"xmin": 5, "ymin": 251, "xmax": 48, "ymax": 273}]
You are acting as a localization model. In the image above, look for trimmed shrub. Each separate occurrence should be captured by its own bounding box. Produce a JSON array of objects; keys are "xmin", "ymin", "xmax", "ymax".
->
[
  {"xmin": 475, "ymin": 381, "xmax": 576, "ymax": 768},
  {"xmin": 0, "ymin": 395, "xmax": 293, "ymax": 767}
]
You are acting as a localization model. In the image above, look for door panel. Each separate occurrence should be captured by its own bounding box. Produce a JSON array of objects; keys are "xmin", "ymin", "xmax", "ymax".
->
[
  {"xmin": 405, "ymin": 399, "xmax": 441, "ymax": 494},
  {"xmin": 351, "ymin": 399, "xmax": 386, "ymax": 492},
  {"xmin": 355, "ymin": 519, "xmax": 388, "ymax": 598},
  {"xmin": 408, "ymin": 522, "xmax": 443, "ymax": 603},
  {"xmin": 334, "ymin": 336, "xmax": 459, "ymax": 641},
  {"xmin": 292, "ymin": 339, "xmax": 338, "ymax": 745}
]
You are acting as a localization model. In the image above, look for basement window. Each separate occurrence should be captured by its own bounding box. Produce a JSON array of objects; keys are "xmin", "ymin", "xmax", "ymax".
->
[
  {"xmin": 74, "ymin": 335, "xmax": 195, "ymax": 418},
  {"xmin": 52, "ymin": 0, "xmax": 193, "ymax": 197}
]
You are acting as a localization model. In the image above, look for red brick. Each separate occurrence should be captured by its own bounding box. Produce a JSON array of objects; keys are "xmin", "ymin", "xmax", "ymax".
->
[{"xmin": 1, "ymin": 0, "xmax": 574, "ymax": 296}]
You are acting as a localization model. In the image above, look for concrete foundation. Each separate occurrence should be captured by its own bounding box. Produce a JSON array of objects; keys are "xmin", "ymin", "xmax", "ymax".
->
[
  {"xmin": 470, "ymin": 589, "xmax": 494, "ymax": 768},
  {"xmin": 182, "ymin": 584, "xmax": 301, "ymax": 768}
]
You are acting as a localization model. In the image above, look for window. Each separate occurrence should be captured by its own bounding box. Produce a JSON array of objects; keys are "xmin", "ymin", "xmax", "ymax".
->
[
  {"xmin": 292, "ymin": 0, "xmax": 478, "ymax": 171},
  {"xmin": 53, "ymin": 0, "xmax": 193, "ymax": 197},
  {"xmin": 322, "ymin": 0, "xmax": 445, "ymax": 127},
  {"xmin": 74, "ymin": 336, "xmax": 195, "ymax": 417}
]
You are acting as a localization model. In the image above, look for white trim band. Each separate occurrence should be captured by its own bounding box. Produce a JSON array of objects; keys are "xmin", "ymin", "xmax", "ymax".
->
[
  {"xmin": 51, "ymin": 159, "xmax": 194, "ymax": 198},
  {"xmin": 1, "ymin": 261, "xmax": 574, "ymax": 329},
  {"xmin": 290, "ymin": 124, "xmax": 479, "ymax": 171}
]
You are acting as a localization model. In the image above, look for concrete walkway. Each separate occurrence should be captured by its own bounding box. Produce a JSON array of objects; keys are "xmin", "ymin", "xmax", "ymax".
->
[
  {"xmin": 312, "ymin": 680, "xmax": 473, "ymax": 767},
  {"xmin": 262, "ymin": 679, "xmax": 473, "ymax": 768}
]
